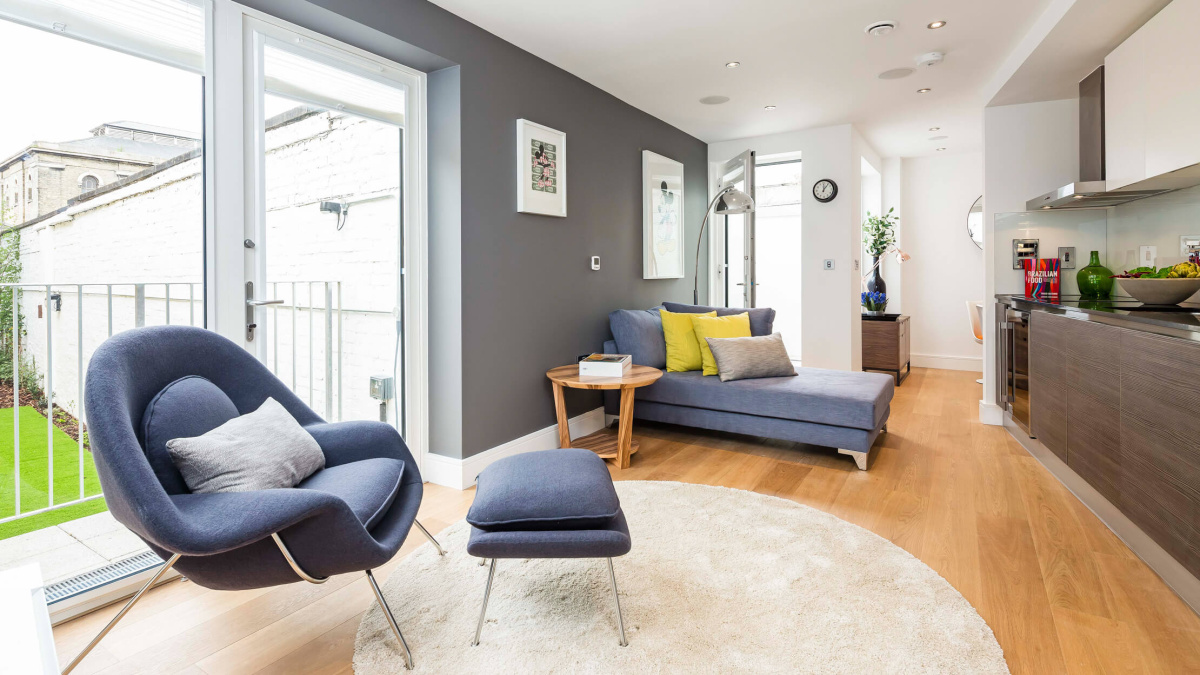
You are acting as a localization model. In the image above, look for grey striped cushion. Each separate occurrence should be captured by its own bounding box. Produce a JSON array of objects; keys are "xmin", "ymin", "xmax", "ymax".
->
[{"xmin": 705, "ymin": 333, "xmax": 796, "ymax": 382}]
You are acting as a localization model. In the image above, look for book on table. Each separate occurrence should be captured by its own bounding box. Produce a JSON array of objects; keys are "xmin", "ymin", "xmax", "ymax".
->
[{"xmin": 579, "ymin": 353, "xmax": 631, "ymax": 378}]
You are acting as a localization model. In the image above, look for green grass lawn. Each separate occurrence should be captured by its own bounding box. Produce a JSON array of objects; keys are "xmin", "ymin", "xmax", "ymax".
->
[{"xmin": 0, "ymin": 406, "xmax": 106, "ymax": 540}]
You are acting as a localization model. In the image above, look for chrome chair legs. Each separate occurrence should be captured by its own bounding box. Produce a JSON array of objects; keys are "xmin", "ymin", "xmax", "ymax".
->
[
  {"xmin": 607, "ymin": 558, "xmax": 629, "ymax": 646},
  {"xmin": 62, "ymin": 553, "xmax": 182, "ymax": 675},
  {"xmin": 472, "ymin": 558, "xmax": 498, "ymax": 646},
  {"xmin": 471, "ymin": 558, "xmax": 628, "ymax": 647},
  {"xmin": 413, "ymin": 519, "xmax": 445, "ymax": 556},
  {"xmin": 366, "ymin": 569, "xmax": 414, "ymax": 670}
]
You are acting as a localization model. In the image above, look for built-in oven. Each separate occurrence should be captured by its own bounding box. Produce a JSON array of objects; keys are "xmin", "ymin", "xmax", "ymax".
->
[{"xmin": 997, "ymin": 304, "xmax": 1032, "ymax": 435}]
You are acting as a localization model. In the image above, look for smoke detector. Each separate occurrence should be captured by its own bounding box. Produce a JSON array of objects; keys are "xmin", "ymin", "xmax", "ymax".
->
[
  {"xmin": 864, "ymin": 20, "xmax": 897, "ymax": 37},
  {"xmin": 916, "ymin": 51, "xmax": 945, "ymax": 67}
]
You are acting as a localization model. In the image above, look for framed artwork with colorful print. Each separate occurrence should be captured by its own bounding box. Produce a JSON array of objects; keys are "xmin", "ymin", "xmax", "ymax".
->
[{"xmin": 517, "ymin": 119, "xmax": 567, "ymax": 217}]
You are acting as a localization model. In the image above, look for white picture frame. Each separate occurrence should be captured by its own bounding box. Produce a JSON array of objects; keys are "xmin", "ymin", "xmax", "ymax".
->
[
  {"xmin": 642, "ymin": 150, "xmax": 685, "ymax": 279},
  {"xmin": 517, "ymin": 119, "xmax": 567, "ymax": 217}
]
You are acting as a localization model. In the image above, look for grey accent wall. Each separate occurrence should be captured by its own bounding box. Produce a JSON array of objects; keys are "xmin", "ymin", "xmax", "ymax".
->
[{"xmin": 248, "ymin": 0, "xmax": 709, "ymax": 459}]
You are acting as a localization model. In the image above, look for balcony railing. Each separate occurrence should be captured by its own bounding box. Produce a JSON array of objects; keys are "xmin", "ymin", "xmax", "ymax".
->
[{"xmin": 0, "ymin": 281, "xmax": 346, "ymax": 531}]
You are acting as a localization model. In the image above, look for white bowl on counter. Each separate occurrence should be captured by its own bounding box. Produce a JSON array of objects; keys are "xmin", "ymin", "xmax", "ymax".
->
[{"xmin": 1115, "ymin": 277, "xmax": 1200, "ymax": 306}]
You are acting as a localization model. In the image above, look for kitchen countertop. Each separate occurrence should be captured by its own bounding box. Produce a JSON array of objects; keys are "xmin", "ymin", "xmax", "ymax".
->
[{"xmin": 996, "ymin": 294, "xmax": 1200, "ymax": 335}]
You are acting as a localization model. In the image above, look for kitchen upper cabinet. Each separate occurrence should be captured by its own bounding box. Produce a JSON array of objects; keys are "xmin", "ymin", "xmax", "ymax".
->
[
  {"xmin": 1106, "ymin": 0, "xmax": 1200, "ymax": 189},
  {"xmin": 1142, "ymin": 0, "xmax": 1200, "ymax": 179},
  {"xmin": 1104, "ymin": 26, "xmax": 1145, "ymax": 189}
]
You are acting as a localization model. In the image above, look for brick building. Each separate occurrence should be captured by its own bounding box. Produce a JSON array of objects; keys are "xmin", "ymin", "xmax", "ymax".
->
[{"xmin": 0, "ymin": 121, "xmax": 199, "ymax": 226}]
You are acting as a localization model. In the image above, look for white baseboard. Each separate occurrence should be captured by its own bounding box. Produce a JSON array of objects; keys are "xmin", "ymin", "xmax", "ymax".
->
[
  {"xmin": 979, "ymin": 401, "xmax": 1004, "ymax": 426},
  {"xmin": 911, "ymin": 353, "xmax": 983, "ymax": 372},
  {"xmin": 424, "ymin": 406, "xmax": 608, "ymax": 490}
]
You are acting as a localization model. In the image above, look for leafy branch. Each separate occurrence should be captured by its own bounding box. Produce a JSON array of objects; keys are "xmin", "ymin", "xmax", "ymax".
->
[{"xmin": 862, "ymin": 207, "xmax": 898, "ymax": 258}]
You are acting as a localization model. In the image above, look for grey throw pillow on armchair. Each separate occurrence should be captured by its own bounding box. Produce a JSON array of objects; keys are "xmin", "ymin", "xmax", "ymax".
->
[
  {"xmin": 166, "ymin": 397, "xmax": 325, "ymax": 493},
  {"xmin": 705, "ymin": 333, "xmax": 797, "ymax": 382}
]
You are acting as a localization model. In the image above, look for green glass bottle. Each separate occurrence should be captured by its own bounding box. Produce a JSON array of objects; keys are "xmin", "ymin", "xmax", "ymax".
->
[{"xmin": 1077, "ymin": 250, "xmax": 1114, "ymax": 299}]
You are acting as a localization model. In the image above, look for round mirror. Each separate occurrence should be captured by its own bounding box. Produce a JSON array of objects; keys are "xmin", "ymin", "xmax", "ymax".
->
[{"xmin": 967, "ymin": 196, "xmax": 983, "ymax": 250}]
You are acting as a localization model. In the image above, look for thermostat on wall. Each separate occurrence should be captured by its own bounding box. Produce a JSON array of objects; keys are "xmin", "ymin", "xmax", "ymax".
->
[{"xmin": 590, "ymin": 256, "xmax": 600, "ymax": 271}]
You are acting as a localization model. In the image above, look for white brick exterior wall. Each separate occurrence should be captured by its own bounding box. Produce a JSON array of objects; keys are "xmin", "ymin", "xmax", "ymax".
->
[{"xmin": 14, "ymin": 110, "xmax": 402, "ymax": 426}]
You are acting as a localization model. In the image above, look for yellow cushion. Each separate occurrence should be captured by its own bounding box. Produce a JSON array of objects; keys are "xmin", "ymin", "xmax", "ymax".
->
[
  {"xmin": 661, "ymin": 309, "xmax": 716, "ymax": 372},
  {"xmin": 691, "ymin": 313, "xmax": 752, "ymax": 375}
]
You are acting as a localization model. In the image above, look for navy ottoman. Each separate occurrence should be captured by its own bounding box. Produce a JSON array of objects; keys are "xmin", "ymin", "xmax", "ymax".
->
[{"xmin": 466, "ymin": 448, "xmax": 632, "ymax": 646}]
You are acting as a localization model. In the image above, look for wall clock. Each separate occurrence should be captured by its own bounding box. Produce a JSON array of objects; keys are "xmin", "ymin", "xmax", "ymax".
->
[{"xmin": 813, "ymin": 179, "xmax": 838, "ymax": 203}]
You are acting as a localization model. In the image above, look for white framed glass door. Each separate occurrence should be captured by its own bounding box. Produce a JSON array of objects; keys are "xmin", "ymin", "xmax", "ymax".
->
[
  {"xmin": 719, "ymin": 151, "xmax": 755, "ymax": 308},
  {"xmin": 241, "ymin": 15, "xmax": 428, "ymax": 468}
]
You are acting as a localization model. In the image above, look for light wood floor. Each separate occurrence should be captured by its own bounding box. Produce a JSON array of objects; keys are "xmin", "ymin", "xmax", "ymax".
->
[{"xmin": 54, "ymin": 368, "xmax": 1200, "ymax": 674}]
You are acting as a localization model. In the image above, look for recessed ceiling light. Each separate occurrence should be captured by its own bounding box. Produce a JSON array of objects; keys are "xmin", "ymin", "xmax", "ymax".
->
[
  {"xmin": 936, "ymin": 147, "xmax": 947, "ymax": 152},
  {"xmin": 699, "ymin": 95, "xmax": 731, "ymax": 105},
  {"xmin": 864, "ymin": 20, "xmax": 898, "ymax": 37},
  {"xmin": 877, "ymin": 67, "xmax": 914, "ymax": 80},
  {"xmin": 927, "ymin": 20, "xmax": 947, "ymax": 29},
  {"xmin": 764, "ymin": 105, "xmax": 777, "ymax": 110},
  {"xmin": 725, "ymin": 61, "xmax": 741, "ymax": 69},
  {"xmin": 917, "ymin": 88, "xmax": 932, "ymax": 94},
  {"xmin": 929, "ymin": 126, "xmax": 941, "ymax": 131}
]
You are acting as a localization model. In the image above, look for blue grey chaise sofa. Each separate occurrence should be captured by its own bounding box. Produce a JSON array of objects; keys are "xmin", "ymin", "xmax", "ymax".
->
[{"xmin": 603, "ymin": 302, "xmax": 894, "ymax": 470}]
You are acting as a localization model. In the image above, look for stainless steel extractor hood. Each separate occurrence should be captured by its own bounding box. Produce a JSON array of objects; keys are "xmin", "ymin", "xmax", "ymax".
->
[
  {"xmin": 1024, "ymin": 65, "xmax": 1200, "ymax": 211},
  {"xmin": 1026, "ymin": 182, "xmax": 1174, "ymax": 210}
]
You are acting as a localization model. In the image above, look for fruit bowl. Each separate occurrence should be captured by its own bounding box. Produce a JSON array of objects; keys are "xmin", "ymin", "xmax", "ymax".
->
[{"xmin": 1115, "ymin": 277, "xmax": 1200, "ymax": 306}]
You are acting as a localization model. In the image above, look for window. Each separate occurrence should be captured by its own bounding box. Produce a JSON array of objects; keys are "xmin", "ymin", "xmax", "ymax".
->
[
  {"xmin": 80, "ymin": 174, "xmax": 99, "ymax": 193},
  {"xmin": 27, "ymin": 187, "xmax": 32, "ymax": 202}
]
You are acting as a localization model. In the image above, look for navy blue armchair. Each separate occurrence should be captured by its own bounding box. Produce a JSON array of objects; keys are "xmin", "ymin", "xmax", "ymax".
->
[{"xmin": 65, "ymin": 326, "xmax": 440, "ymax": 673}]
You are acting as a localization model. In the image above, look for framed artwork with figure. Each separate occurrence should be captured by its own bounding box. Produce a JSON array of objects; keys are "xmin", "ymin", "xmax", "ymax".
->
[
  {"xmin": 517, "ymin": 119, "xmax": 567, "ymax": 217},
  {"xmin": 643, "ymin": 150, "xmax": 684, "ymax": 279}
]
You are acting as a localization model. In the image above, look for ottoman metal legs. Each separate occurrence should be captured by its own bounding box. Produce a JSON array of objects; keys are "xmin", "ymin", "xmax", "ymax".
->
[{"xmin": 472, "ymin": 558, "xmax": 629, "ymax": 647}]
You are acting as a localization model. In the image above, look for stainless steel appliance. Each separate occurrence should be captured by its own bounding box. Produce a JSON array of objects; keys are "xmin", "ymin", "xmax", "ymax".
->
[
  {"xmin": 997, "ymin": 305, "xmax": 1033, "ymax": 434},
  {"xmin": 1024, "ymin": 65, "xmax": 1192, "ymax": 211}
]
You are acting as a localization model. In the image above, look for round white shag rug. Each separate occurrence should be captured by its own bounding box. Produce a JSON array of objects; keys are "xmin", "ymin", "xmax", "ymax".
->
[{"xmin": 354, "ymin": 481, "xmax": 1008, "ymax": 674}]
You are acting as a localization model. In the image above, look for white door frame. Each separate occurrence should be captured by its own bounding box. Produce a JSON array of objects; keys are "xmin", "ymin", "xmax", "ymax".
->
[{"xmin": 209, "ymin": 0, "xmax": 430, "ymax": 470}]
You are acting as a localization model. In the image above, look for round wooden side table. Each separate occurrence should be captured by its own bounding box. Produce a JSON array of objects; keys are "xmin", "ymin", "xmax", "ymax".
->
[{"xmin": 546, "ymin": 364, "xmax": 663, "ymax": 469}]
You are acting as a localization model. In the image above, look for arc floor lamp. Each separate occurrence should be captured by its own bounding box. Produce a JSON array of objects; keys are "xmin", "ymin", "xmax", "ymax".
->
[{"xmin": 693, "ymin": 185, "xmax": 755, "ymax": 304}]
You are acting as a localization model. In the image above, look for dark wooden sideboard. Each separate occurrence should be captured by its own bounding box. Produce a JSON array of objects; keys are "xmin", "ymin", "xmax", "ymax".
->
[
  {"xmin": 862, "ymin": 315, "xmax": 910, "ymax": 385},
  {"xmin": 1028, "ymin": 309, "xmax": 1200, "ymax": 581}
]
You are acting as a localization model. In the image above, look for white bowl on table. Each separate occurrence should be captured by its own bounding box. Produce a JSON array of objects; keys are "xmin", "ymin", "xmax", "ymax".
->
[{"xmin": 1115, "ymin": 277, "xmax": 1200, "ymax": 306}]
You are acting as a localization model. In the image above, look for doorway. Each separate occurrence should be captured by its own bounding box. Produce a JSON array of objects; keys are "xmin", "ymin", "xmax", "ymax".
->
[
  {"xmin": 242, "ymin": 17, "xmax": 427, "ymax": 467},
  {"xmin": 752, "ymin": 159, "xmax": 803, "ymax": 361}
]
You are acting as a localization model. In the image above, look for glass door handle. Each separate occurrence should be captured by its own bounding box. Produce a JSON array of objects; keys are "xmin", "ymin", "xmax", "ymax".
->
[{"xmin": 245, "ymin": 281, "xmax": 284, "ymax": 342}]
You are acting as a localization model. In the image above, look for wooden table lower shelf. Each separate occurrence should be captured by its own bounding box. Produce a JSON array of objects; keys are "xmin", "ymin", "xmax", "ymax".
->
[
  {"xmin": 546, "ymin": 364, "xmax": 663, "ymax": 469},
  {"xmin": 570, "ymin": 428, "xmax": 640, "ymax": 460}
]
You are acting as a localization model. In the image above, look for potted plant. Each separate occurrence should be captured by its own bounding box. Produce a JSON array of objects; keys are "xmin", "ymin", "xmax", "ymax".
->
[
  {"xmin": 862, "ymin": 208, "xmax": 898, "ymax": 295},
  {"xmin": 861, "ymin": 291, "xmax": 888, "ymax": 316}
]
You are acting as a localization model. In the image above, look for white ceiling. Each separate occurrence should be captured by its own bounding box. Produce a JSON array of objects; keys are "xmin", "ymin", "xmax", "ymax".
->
[
  {"xmin": 987, "ymin": 0, "xmax": 1171, "ymax": 107},
  {"xmin": 428, "ymin": 0, "xmax": 1056, "ymax": 157}
]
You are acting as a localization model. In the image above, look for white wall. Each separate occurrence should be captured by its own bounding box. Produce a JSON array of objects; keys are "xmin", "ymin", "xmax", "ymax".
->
[
  {"xmin": 982, "ymin": 98, "xmax": 1079, "ymax": 421},
  {"xmin": 709, "ymin": 123, "xmax": 872, "ymax": 371},
  {"xmin": 881, "ymin": 156, "xmax": 903, "ymax": 313},
  {"xmin": 901, "ymin": 152, "xmax": 985, "ymax": 372}
]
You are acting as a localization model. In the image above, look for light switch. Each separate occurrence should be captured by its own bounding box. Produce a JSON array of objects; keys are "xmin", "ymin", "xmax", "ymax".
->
[
  {"xmin": 590, "ymin": 255, "xmax": 600, "ymax": 271},
  {"xmin": 1059, "ymin": 247, "xmax": 1076, "ymax": 269},
  {"xmin": 1140, "ymin": 245, "xmax": 1157, "ymax": 267},
  {"xmin": 823, "ymin": 259, "xmax": 835, "ymax": 270}
]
